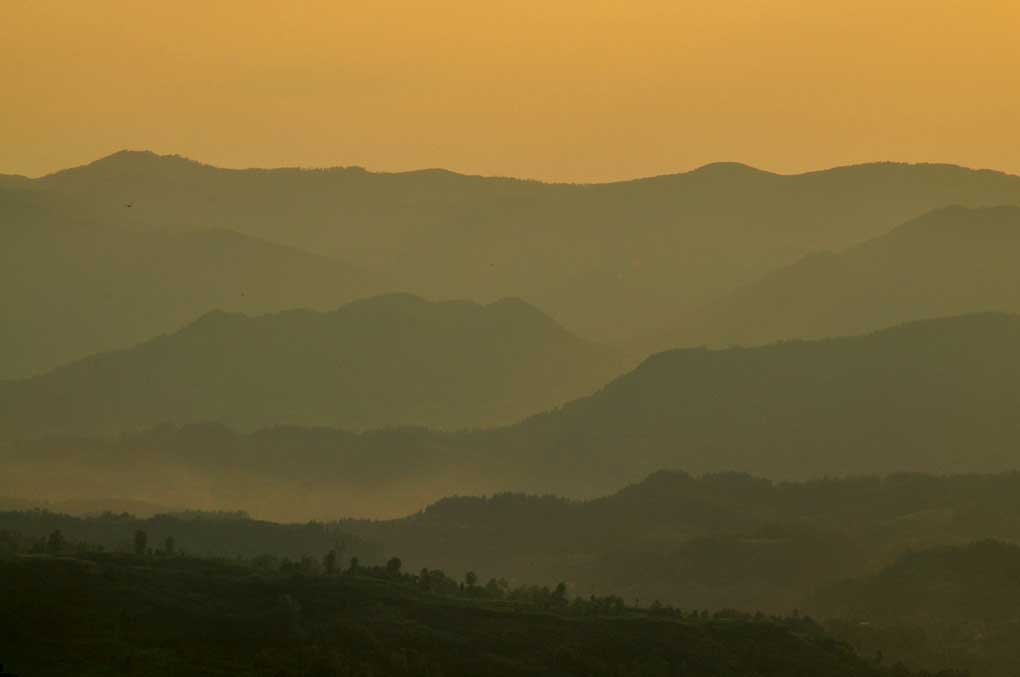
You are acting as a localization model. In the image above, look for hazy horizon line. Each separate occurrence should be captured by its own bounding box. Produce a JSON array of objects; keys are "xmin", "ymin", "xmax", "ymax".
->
[{"xmin": 10, "ymin": 148, "xmax": 1020, "ymax": 186}]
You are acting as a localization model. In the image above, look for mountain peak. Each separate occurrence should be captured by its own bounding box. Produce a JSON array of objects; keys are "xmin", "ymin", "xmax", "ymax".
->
[
  {"xmin": 99, "ymin": 149, "xmax": 161, "ymax": 162},
  {"xmin": 90, "ymin": 149, "xmax": 200, "ymax": 169},
  {"xmin": 688, "ymin": 162, "xmax": 773, "ymax": 178},
  {"xmin": 484, "ymin": 297, "xmax": 560, "ymax": 326},
  {"xmin": 40, "ymin": 150, "xmax": 207, "ymax": 182}
]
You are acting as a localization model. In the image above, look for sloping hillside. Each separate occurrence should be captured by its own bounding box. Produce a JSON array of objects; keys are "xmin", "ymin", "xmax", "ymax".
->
[
  {"xmin": 0, "ymin": 294, "xmax": 622, "ymax": 436},
  {"xmin": 18, "ymin": 151, "xmax": 1020, "ymax": 343},
  {"xmin": 650, "ymin": 205, "xmax": 1020, "ymax": 351},
  {"xmin": 0, "ymin": 201, "xmax": 380, "ymax": 378}
]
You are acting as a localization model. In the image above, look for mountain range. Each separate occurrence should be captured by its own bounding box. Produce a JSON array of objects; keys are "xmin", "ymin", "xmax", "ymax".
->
[
  {"xmin": 646, "ymin": 205, "xmax": 1020, "ymax": 352},
  {"xmin": 0, "ymin": 188, "xmax": 380, "ymax": 378},
  {"xmin": 0, "ymin": 293, "xmax": 621, "ymax": 437},
  {"xmin": 494, "ymin": 312, "xmax": 1020, "ymax": 495},
  {"xmin": 5, "ymin": 312, "xmax": 1019, "ymax": 519},
  {"xmin": 6, "ymin": 151, "xmax": 1020, "ymax": 374}
]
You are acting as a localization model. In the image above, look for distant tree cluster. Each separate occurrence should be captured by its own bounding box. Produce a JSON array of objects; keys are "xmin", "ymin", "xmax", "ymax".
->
[{"xmin": 0, "ymin": 508, "xmax": 378, "ymax": 562}]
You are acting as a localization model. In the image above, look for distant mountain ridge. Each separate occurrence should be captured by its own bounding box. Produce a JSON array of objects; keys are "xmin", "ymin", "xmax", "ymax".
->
[
  {"xmin": 0, "ymin": 198, "xmax": 382, "ymax": 378},
  {"xmin": 643, "ymin": 205, "xmax": 1020, "ymax": 352},
  {"xmin": 0, "ymin": 293, "xmax": 623, "ymax": 437},
  {"xmin": 505, "ymin": 312, "xmax": 1020, "ymax": 495},
  {"xmin": 11, "ymin": 150, "xmax": 1020, "ymax": 347}
]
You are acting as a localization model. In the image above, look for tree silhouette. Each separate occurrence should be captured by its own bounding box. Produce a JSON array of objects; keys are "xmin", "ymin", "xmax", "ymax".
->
[
  {"xmin": 133, "ymin": 530, "xmax": 148, "ymax": 556},
  {"xmin": 552, "ymin": 582, "xmax": 568, "ymax": 608},
  {"xmin": 323, "ymin": 549, "xmax": 337, "ymax": 576},
  {"xmin": 386, "ymin": 556, "xmax": 402, "ymax": 577},
  {"xmin": 47, "ymin": 529, "xmax": 65, "ymax": 555}
]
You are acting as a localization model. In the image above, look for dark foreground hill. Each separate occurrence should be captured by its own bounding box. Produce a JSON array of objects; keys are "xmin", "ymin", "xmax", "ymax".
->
[
  {"xmin": 0, "ymin": 553, "xmax": 954, "ymax": 677},
  {"xmin": 0, "ymin": 294, "xmax": 622, "ymax": 436},
  {"xmin": 8, "ymin": 467, "xmax": 1020, "ymax": 618},
  {"xmin": 0, "ymin": 193, "xmax": 380, "ymax": 378},
  {"xmin": 14, "ymin": 150, "xmax": 1020, "ymax": 346},
  {"xmin": 649, "ymin": 205, "xmax": 1020, "ymax": 352}
]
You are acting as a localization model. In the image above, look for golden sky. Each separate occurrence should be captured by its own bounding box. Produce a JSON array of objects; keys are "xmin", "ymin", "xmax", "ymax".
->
[{"xmin": 3, "ymin": 0, "xmax": 1019, "ymax": 181}]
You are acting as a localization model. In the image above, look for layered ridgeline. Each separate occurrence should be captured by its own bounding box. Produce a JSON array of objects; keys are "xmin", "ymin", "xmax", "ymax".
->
[
  {"xmin": 499, "ymin": 312, "xmax": 1020, "ymax": 494},
  {"xmin": 9, "ymin": 150, "xmax": 1020, "ymax": 351},
  {"xmin": 4, "ymin": 313, "xmax": 1019, "ymax": 518},
  {"xmin": 646, "ymin": 205, "xmax": 1020, "ymax": 352},
  {"xmin": 0, "ymin": 184, "xmax": 380, "ymax": 379},
  {"xmin": 811, "ymin": 540, "xmax": 1020, "ymax": 625},
  {"xmin": 0, "ymin": 294, "xmax": 622, "ymax": 436},
  {"xmin": 347, "ymin": 471, "xmax": 1020, "ymax": 613},
  {"xmin": 9, "ymin": 471, "xmax": 1020, "ymax": 628},
  {"xmin": 810, "ymin": 541, "xmax": 1020, "ymax": 677}
]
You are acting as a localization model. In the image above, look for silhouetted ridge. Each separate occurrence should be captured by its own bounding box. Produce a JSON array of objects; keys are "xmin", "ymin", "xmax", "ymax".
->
[
  {"xmin": 647, "ymin": 205, "xmax": 1020, "ymax": 352},
  {"xmin": 9, "ymin": 313, "xmax": 1020, "ymax": 515},
  {"xmin": 689, "ymin": 161, "xmax": 776, "ymax": 178},
  {"xmin": 13, "ymin": 150, "xmax": 1020, "ymax": 355},
  {"xmin": 180, "ymin": 308, "xmax": 249, "ymax": 332},
  {"xmin": 502, "ymin": 312, "xmax": 1020, "ymax": 496},
  {"xmin": 0, "ymin": 294, "xmax": 623, "ymax": 436},
  {"xmin": 811, "ymin": 539, "xmax": 1020, "ymax": 624},
  {"xmin": 52, "ymin": 149, "xmax": 208, "ymax": 180},
  {"xmin": 873, "ymin": 203, "xmax": 1020, "ymax": 242},
  {"xmin": 0, "ymin": 197, "xmax": 380, "ymax": 379},
  {"xmin": 483, "ymin": 296, "xmax": 568, "ymax": 329},
  {"xmin": 637, "ymin": 311, "xmax": 1020, "ymax": 375}
]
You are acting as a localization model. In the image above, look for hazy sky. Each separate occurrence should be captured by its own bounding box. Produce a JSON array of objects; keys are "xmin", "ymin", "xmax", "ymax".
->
[{"xmin": 4, "ymin": 0, "xmax": 1019, "ymax": 181}]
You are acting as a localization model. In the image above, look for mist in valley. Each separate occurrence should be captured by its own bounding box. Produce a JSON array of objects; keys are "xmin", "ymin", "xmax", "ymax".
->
[{"xmin": 5, "ymin": 2, "xmax": 1020, "ymax": 674}]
